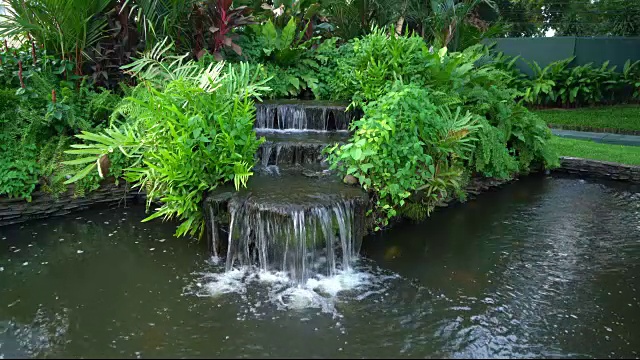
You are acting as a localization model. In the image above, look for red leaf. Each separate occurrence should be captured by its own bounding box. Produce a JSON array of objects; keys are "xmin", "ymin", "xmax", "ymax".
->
[{"xmin": 196, "ymin": 49, "xmax": 207, "ymax": 60}]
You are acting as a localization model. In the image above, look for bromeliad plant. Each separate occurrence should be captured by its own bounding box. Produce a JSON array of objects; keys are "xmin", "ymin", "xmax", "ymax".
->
[{"xmin": 62, "ymin": 52, "xmax": 270, "ymax": 238}]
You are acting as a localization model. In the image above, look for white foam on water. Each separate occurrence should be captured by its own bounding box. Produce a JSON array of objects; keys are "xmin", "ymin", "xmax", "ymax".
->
[
  {"xmin": 306, "ymin": 269, "xmax": 373, "ymax": 297},
  {"xmin": 200, "ymin": 268, "xmax": 248, "ymax": 296},
  {"xmin": 188, "ymin": 257, "xmax": 400, "ymax": 319}
]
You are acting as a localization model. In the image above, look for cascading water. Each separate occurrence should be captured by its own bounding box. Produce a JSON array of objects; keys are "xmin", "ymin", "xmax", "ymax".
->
[
  {"xmin": 205, "ymin": 174, "xmax": 367, "ymax": 284},
  {"xmin": 255, "ymin": 100, "xmax": 357, "ymax": 131},
  {"xmin": 204, "ymin": 100, "xmax": 367, "ymax": 292}
]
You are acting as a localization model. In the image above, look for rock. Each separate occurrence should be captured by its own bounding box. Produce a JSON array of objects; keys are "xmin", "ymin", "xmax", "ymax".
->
[
  {"xmin": 302, "ymin": 169, "xmax": 330, "ymax": 178},
  {"xmin": 343, "ymin": 175, "xmax": 359, "ymax": 185}
]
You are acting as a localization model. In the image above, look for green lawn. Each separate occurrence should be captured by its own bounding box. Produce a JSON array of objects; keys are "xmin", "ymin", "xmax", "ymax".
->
[
  {"xmin": 551, "ymin": 136, "xmax": 640, "ymax": 166},
  {"xmin": 536, "ymin": 105, "xmax": 640, "ymax": 133}
]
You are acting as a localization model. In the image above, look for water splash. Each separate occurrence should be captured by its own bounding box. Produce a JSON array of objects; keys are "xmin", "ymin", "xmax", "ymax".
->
[{"xmin": 187, "ymin": 258, "xmax": 400, "ymax": 319}]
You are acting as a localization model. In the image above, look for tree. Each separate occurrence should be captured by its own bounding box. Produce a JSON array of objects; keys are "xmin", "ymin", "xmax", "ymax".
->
[
  {"xmin": 492, "ymin": 0, "xmax": 544, "ymax": 37},
  {"xmin": 486, "ymin": 0, "xmax": 640, "ymax": 37}
]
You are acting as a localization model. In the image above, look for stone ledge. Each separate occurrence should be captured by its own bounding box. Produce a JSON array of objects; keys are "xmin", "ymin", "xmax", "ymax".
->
[
  {"xmin": 0, "ymin": 180, "xmax": 146, "ymax": 227},
  {"xmin": 554, "ymin": 156, "xmax": 640, "ymax": 183}
]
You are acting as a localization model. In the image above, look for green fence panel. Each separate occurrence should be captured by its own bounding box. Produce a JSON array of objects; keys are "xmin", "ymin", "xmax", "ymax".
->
[
  {"xmin": 483, "ymin": 36, "xmax": 640, "ymax": 75},
  {"xmin": 574, "ymin": 37, "xmax": 640, "ymax": 69},
  {"xmin": 482, "ymin": 37, "xmax": 576, "ymax": 75}
]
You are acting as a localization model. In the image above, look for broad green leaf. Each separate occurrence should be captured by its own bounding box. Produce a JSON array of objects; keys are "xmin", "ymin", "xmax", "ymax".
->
[
  {"xmin": 63, "ymin": 163, "xmax": 97, "ymax": 185},
  {"xmin": 61, "ymin": 156, "xmax": 99, "ymax": 165}
]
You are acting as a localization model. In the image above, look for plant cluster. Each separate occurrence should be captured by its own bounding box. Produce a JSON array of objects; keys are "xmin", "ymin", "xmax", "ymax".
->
[
  {"xmin": 62, "ymin": 45, "xmax": 269, "ymax": 238},
  {"xmin": 5, "ymin": 0, "xmax": 632, "ymax": 240},
  {"xmin": 325, "ymin": 29, "xmax": 558, "ymax": 228},
  {"xmin": 491, "ymin": 53, "xmax": 640, "ymax": 107},
  {"xmin": 0, "ymin": 38, "xmax": 121, "ymax": 200}
]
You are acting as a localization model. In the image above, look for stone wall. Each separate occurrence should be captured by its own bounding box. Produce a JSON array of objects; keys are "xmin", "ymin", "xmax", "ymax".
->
[
  {"xmin": 0, "ymin": 181, "xmax": 145, "ymax": 227},
  {"xmin": 555, "ymin": 156, "xmax": 640, "ymax": 184}
]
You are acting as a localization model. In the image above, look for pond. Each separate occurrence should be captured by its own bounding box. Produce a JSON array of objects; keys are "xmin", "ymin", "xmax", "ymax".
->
[{"xmin": 1, "ymin": 175, "xmax": 639, "ymax": 358}]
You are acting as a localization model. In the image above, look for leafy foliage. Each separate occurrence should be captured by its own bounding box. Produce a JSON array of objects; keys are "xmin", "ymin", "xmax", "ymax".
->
[
  {"xmin": 0, "ymin": 41, "xmax": 77, "ymax": 89},
  {"xmin": 326, "ymin": 29, "xmax": 558, "ymax": 227},
  {"xmin": 326, "ymin": 85, "xmax": 480, "ymax": 229},
  {"xmin": 63, "ymin": 58, "xmax": 269, "ymax": 238},
  {"xmin": 0, "ymin": 0, "xmax": 113, "ymax": 75},
  {"xmin": 491, "ymin": 53, "xmax": 640, "ymax": 107},
  {"xmin": 195, "ymin": 0, "xmax": 256, "ymax": 60}
]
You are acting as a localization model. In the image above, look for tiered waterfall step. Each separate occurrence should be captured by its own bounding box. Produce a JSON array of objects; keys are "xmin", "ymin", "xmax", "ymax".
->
[
  {"xmin": 256, "ymin": 130, "xmax": 349, "ymax": 167},
  {"xmin": 255, "ymin": 100, "xmax": 358, "ymax": 131},
  {"xmin": 205, "ymin": 172, "xmax": 368, "ymax": 283},
  {"xmin": 204, "ymin": 100, "xmax": 366, "ymax": 284},
  {"xmin": 254, "ymin": 100, "xmax": 359, "ymax": 169}
]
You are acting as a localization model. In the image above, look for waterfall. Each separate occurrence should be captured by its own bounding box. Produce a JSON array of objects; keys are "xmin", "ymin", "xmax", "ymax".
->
[
  {"xmin": 255, "ymin": 101, "xmax": 356, "ymax": 131},
  {"xmin": 206, "ymin": 192, "xmax": 366, "ymax": 284},
  {"xmin": 257, "ymin": 141, "xmax": 327, "ymax": 168},
  {"xmin": 204, "ymin": 100, "xmax": 366, "ymax": 285}
]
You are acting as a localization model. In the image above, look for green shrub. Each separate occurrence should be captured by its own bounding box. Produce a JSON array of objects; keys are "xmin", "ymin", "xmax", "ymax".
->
[
  {"xmin": 491, "ymin": 52, "xmax": 640, "ymax": 107},
  {"xmin": 0, "ymin": 139, "xmax": 39, "ymax": 200},
  {"xmin": 326, "ymin": 29, "xmax": 558, "ymax": 227},
  {"xmin": 326, "ymin": 85, "xmax": 480, "ymax": 229},
  {"xmin": 0, "ymin": 66, "xmax": 121, "ymax": 201},
  {"xmin": 233, "ymin": 19, "xmax": 345, "ymax": 99},
  {"xmin": 331, "ymin": 28, "xmax": 433, "ymax": 106},
  {"xmin": 64, "ymin": 60, "xmax": 269, "ymax": 238}
]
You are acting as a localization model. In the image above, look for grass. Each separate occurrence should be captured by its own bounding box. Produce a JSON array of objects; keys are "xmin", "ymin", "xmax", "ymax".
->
[
  {"xmin": 535, "ymin": 105, "xmax": 640, "ymax": 133},
  {"xmin": 550, "ymin": 136, "xmax": 640, "ymax": 166}
]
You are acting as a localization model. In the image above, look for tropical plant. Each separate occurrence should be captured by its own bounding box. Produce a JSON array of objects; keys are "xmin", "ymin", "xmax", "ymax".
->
[
  {"xmin": 195, "ymin": 0, "xmax": 256, "ymax": 60},
  {"xmin": 515, "ymin": 57, "xmax": 640, "ymax": 107},
  {"xmin": 0, "ymin": 0, "xmax": 113, "ymax": 76},
  {"xmin": 243, "ymin": 16, "xmax": 317, "ymax": 66},
  {"xmin": 62, "ymin": 50, "xmax": 270, "ymax": 238},
  {"xmin": 417, "ymin": 0, "xmax": 499, "ymax": 51},
  {"xmin": 326, "ymin": 85, "xmax": 480, "ymax": 229},
  {"xmin": 326, "ymin": 30, "xmax": 558, "ymax": 227},
  {"xmin": 123, "ymin": 0, "xmax": 196, "ymax": 51},
  {"xmin": 320, "ymin": 0, "xmax": 404, "ymax": 39},
  {"xmin": 621, "ymin": 60, "xmax": 640, "ymax": 101},
  {"xmin": 0, "ymin": 38, "xmax": 77, "ymax": 89}
]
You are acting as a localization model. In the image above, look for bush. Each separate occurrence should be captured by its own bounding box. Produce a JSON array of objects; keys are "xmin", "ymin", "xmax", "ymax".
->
[
  {"xmin": 327, "ymin": 85, "xmax": 480, "ymax": 229},
  {"xmin": 0, "ymin": 70, "xmax": 124, "ymax": 201},
  {"xmin": 490, "ymin": 53, "xmax": 640, "ymax": 107},
  {"xmin": 64, "ymin": 61, "xmax": 269, "ymax": 238},
  {"xmin": 326, "ymin": 29, "xmax": 558, "ymax": 227}
]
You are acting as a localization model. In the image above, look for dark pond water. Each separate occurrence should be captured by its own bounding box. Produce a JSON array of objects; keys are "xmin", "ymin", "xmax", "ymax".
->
[{"xmin": 1, "ymin": 175, "xmax": 639, "ymax": 359}]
